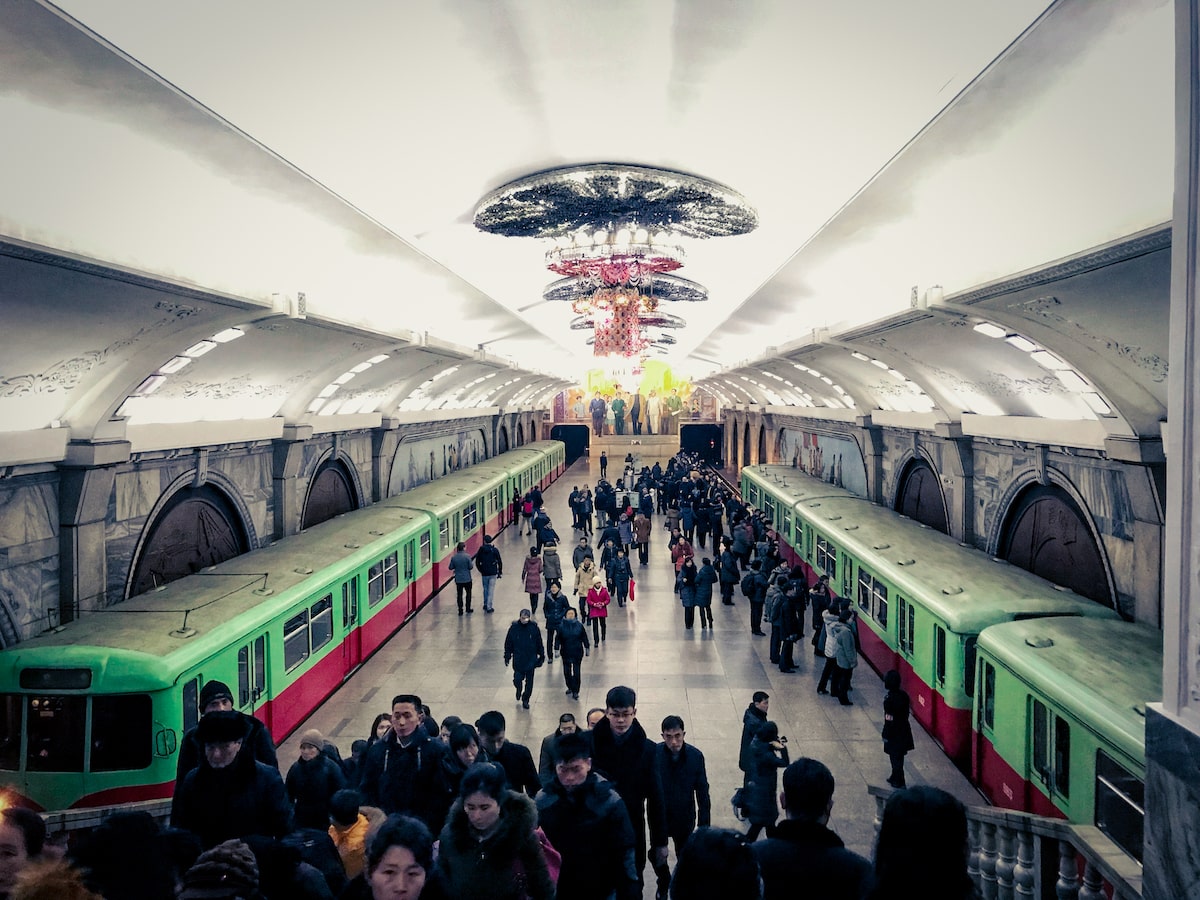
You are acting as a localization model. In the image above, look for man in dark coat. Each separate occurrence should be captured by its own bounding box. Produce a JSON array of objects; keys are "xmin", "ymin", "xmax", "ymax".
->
[
  {"xmin": 503, "ymin": 608, "xmax": 546, "ymax": 708},
  {"xmin": 357, "ymin": 693, "xmax": 450, "ymax": 832},
  {"xmin": 476, "ymin": 710, "xmax": 541, "ymax": 797},
  {"xmin": 536, "ymin": 733, "xmax": 639, "ymax": 900},
  {"xmin": 472, "ymin": 533, "xmax": 503, "ymax": 614},
  {"xmin": 542, "ymin": 583, "xmax": 572, "ymax": 662},
  {"xmin": 752, "ymin": 758, "xmax": 873, "ymax": 900},
  {"xmin": 171, "ymin": 710, "xmax": 292, "ymax": 848},
  {"xmin": 589, "ymin": 685, "xmax": 668, "ymax": 895},
  {"xmin": 651, "ymin": 715, "xmax": 711, "ymax": 897},
  {"xmin": 176, "ymin": 679, "xmax": 278, "ymax": 791},
  {"xmin": 739, "ymin": 691, "xmax": 770, "ymax": 785}
]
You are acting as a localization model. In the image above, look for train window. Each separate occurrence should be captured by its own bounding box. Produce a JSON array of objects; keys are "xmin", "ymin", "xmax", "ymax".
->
[
  {"xmin": 763, "ymin": 497, "xmax": 776, "ymax": 525},
  {"xmin": 488, "ymin": 489, "xmax": 499, "ymax": 515},
  {"xmin": 26, "ymin": 696, "xmax": 85, "ymax": 772},
  {"xmin": 368, "ymin": 559, "xmax": 385, "ymax": 606},
  {"xmin": 964, "ymin": 637, "xmax": 978, "ymax": 697},
  {"xmin": 439, "ymin": 519, "xmax": 450, "ymax": 549},
  {"xmin": 383, "ymin": 552, "xmax": 398, "ymax": 595},
  {"xmin": 310, "ymin": 595, "xmax": 334, "ymax": 652},
  {"xmin": 980, "ymin": 662, "xmax": 995, "ymax": 730},
  {"xmin": 782, "ymin": 509, "xmax": 792, "ymax": 540},
  {"xmin": 1095, "ymin": 751, "xmax": 1144, "ymax": 863},
  {"xmin": 857, "ymin": 570, "xmax": 888, "ymax": 626},
  {"xmin": 284, "ymin": 610, "xmax": 310, "ymax": 671},
  {"xmin": 898, "ymin": 599, "xmax": 914, "ymax": 655},
  {"xmin": 238, "ymin": 646, "xmax": 251, "ymax": 706},
  {"xmin": 934, "ymin": 626, "xmax": 947, "ymax": 686},
  {"xmin": 91, "ymin": 694, "xmax": 152, "ymax": 771},
  {"xmin": 1054, "ymin": 715, "xmax": 1070, "ymax": 797},
  {"xmin": 1033, "ymin": 701, "xmax": 1050, "ymax": 783},
  {"xmin": 182, "ymin": 678, "xmax": 199, "ymax": 733},
  {"xmin": 420, "ymin": 533, "xmax": 431, "ymax": 566},
  {"xmin": 815, "ymin": 538, "xmax": 837, "ymax": 580},
  {"xmin": 462, "ymin": 502, "xmax": 478, "ymax": 532},
  {"xmin": 0, "ymin": 695, "xmax": 20, "ymax": 771},
  {"xmin": 856, "ymin": 570, "xmax": 872, "ymax": 614}
]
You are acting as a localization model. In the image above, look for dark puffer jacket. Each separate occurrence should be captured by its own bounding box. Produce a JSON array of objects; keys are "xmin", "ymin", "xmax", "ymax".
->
[
  {"xmin": 434, "ymin": 790, "xmax": 555, "ymax": 900},
  {"xmin": 171, "ymin": 751, "xmax": 292, "ymax": 848}
]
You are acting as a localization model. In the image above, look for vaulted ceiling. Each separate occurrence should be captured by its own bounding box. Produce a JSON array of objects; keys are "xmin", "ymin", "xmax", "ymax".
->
[{"xmin": 0, "ymin": 0, "xmax": 1175, "ymax": 462}]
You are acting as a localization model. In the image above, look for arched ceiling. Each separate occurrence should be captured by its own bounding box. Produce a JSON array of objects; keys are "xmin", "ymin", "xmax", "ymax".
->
[{"xmin": 0, "ymin": 0, "xmax": 1175, "ymax": 465}]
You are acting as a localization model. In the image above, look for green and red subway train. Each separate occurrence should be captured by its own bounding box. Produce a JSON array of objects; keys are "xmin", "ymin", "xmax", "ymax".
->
[{"xmin": 0, "ymin": 441, "xmax": 565, "ymax": 812}]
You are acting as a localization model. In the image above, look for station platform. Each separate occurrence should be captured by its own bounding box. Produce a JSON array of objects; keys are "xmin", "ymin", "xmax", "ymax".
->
[{"xmin": 280, "ymin": 455, "xmax": 983, "ymax": 888}]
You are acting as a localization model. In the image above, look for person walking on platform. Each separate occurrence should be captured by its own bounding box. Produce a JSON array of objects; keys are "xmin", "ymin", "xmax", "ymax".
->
[
  {"xmin": 586, "ymin": 576, "xmax": 611, "ymax": 643},
  {"xmin": 632, "ymin": 510, "xmax": 652, "ymax": 566},
  {"xmin": 520, "ymin": 546, "xmax": 544, "ymax": 614},
  {"xmin": 651, "ymin": 715, "xmax": 711, "ymax": 898},
  {"xmin": 679, "ymin": 556, "xmax": 699, "ymax": 629},
  {"xmin": 541, "ymin": 541, "xmax": 563, "ymax": 591},
  {"xmin": 881, "ymin": 670, "xmax": 914, "ymax": 787},
  {"xmin": 829, "ymin": 608, "xmax": 859, "ymax": 705},
  {"xmin": 447, "ymin": 541, "xmax": 474, "ymax": 616},
  {"xmin": 556, "ymin": 608, "xmax": 590, "ymax": 700},
  {"xmin": 504, "ymin": 609, "xmax": 545, "ymax": 710},
  {"xmin": 472, "ymin": 534, "xmax": 503, "ymax": 614},
  {"xmin": 607, "ymin": 546, "xmax": 633, "ymax": 607},
  {"xmin": 476, "ymin": 711, "xmax": 541, "ymax": 799},
  {"xmin": 695, "ymin": 556, "xmax": 718, "ymax": 628},
  {"xmin": 738, "ymin": 691, "xmax": 770, "ymax": 789},
  {"xmin": 572, "ymin": 535, "xmax": 594, "ymax": 571},
  {"xmin": 718, "ymin": 538, "xmax": 740, "ymax": 606},
  {"xmin": 599, "ymin": 450, "xmax": 609, "ymax": 479},
  {"xmin": 543, "ymin": 582, "xmax": 572, "ymax": 662},
  {"xmin": 742, "ymin": 721, "xmax": 789, "ymax": 842},
  {"xmin": 176, "ymin": 680, "xmax": 277, "ymax": 793},
  {"xmin": 358, "ymin": 694, "xmax": 449, "ymax": 833}
]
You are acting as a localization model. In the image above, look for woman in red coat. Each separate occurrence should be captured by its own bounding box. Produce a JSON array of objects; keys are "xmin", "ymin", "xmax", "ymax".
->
[
  {"xmin": 520, "ymin": 547, "xmax": 544, "ymax": 613},
  {"xmin": 585, "ymin": 576, "xmax": 610, "ymax": 644}
]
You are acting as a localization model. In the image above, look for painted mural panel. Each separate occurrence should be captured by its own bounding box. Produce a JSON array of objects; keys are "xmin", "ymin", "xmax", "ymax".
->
[
  {"xmin": 389, "ymin": 430, "xmax": 489, "ymax": 494},
  {"xmin": 776, "ymin": 428, "xmax": 867, "ymax": 498}
]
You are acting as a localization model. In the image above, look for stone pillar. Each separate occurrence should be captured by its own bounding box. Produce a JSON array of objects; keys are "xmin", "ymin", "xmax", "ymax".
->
[
  {"xmin": 855, "ymin": 416, "xmax": 884, "ymax": 503},
  {"xmin": 373, "ymin": 419, "xmax": 401, "ymax": 501},
  {"xmin": 58, "ymin": 440, "xmax": 130, "ymax": 621},
  {"xmin": 934, "ymin": 424, "xmax": 975, "ymax": 544},
  {"xmin": 272, "ymin": 425, "xmax": 312, "ymax": 540},
  {"xmin": 1145, "ymin": 2, "xmax": 1200, "ymax": 896}
]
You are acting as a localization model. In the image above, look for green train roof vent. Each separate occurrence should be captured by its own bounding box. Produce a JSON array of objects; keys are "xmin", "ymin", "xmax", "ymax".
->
[
  {"xmin": 1024, "ymin": 636, "xmax": 1054, "ymax": 649},
  {"xmin": 941, "ymin": 586, "xmax": 963, "ymax": 596},
  {"xmin": 896, "ymin": 558, "xmax": 916, "ymax": 566},
  {"xmin": 873, "ymin": 543, "xmax": 890, "ymax": 550}
]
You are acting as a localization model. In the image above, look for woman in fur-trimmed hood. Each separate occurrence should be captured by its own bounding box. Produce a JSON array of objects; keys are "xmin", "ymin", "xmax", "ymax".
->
[{"xmin": 433, "ymin": 762, "xmax": 555, "ymax": 900}]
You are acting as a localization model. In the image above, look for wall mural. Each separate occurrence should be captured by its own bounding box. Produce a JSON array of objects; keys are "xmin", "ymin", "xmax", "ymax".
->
[
  {"xmin": 555, "ymin": 360, "xmax": 716, "ymax": 422},
  {"xmin": 776, "ymin": 428, "xmax": 867, "ymax": 498},
  {"xmin": 388, "ymin": 429, "xmax": 488, "ymax": 494}
]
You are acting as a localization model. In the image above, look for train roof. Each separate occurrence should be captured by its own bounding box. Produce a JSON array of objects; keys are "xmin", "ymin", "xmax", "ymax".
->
[
  {"xmin": 745, "ymin": 466, "xmax": 1119, "ymax": 633},
  {"xmin": 0, "ymin": 500, "xmax": 431, "ymax": 689},
  {"xmin": 977, "ymin": 618, "xmax": 1162, "ymax": 763},
  {"xmin": 742, "ymin": 465, "xmax": 861, "ymax": 506}
]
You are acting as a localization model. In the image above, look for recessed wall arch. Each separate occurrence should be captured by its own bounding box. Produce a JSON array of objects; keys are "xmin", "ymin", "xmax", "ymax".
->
[
  {"xmin": 892, "ymin": 453, "xmax": 949, "ymax": 534},
  {"xmin": 992, "ymin": 470, "xmax": 1117, "ymax": 614},
  {"xmin": 742, "ymin": 421, "xmax": 751, "ymax": 470},
  {"xmin": 301, "ymin": 453, "xmax": 361, "ymax": 530},
  {"xmin": 516, "ymin": 420, "xmax": 525, "ymax": 446},
  {"xmin": 730, "ymin": 417, "xmax": 740, "ymax": 468},
  {"xmin": 757, "ymin": 423, "xmax": 767, "ymax": 464},
  {"xmin": 126, "ymin": 470, "xmax": 255, "ymax": 600},
  {"xmin": 498, "ymin": 424, "xmax": 510, "ymax": 453}
]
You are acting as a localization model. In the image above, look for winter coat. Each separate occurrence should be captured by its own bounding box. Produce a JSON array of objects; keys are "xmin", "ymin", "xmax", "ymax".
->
[
  {"xmin": 491, "ymin": 740, "xmax": 542, "ymax": 799},
  {"xmin": 753, "ymin": 819, "xmax": 874, "ymax": 900},
  {"xmin": 655, "ymin": 742, "xmax": 711, "ymax": 838},
  {"xmin": 831, "ymin": 620, "xmax": 858, "ymax": 669},
  {"xmin": 542, "ymin": 546, "xmax": 563, "ymax": 583},
  {"xmin": 521, "ymin": 555, "xmax": 544, "ymax": 594},
  {"xmin": 536, "ymin": 773, "xmax": 638, "ymax": 900},
  {"xmin": 597, "ymin": 524, "xmax": 621, "ymax": 549},
  {"xmin": 504, "ymin": 619, "xmax": 546, "ymax": 672},
  {"xmin": 589, "ymin": 717, "xmax": 668, "ymax": 851},
  {"xmin": 680, "ymin": 505, "xmax": 695, "ymax": 532},
  {"xmin": 743, "ymin": 736, "xmax": 789, "ymax": 826},
  {"xmin": 694, "ymin": 563, "xmax": 717, "ymax": 606},
  {"xmin": 176, "ymin": 711, "xmax": 278, "ymax": 786},
  {"xmin": 606, "ymin": 555, "xmax": 632, "ymax": 590},
  {"xmin": 543, "ymin": 589, "xmax": 572, "ymax": 626},
  {"xmin": 586, "ymin": 585, "xmax": 611, "ymax": 618},
  {"xmin": 719, "ymin": 550, "xmax": 741, "ymax": 585},
  {"xmin": 535, "ymin": 520, "xmax": 560, "ymax": 546},
  {"xmin": 572, "ymin": 543, "xmax": 594, "ymax": 569},
  {"xmin": 448, "ymin": 550, "xmax": 474, "ymax": 584},
  {"xmin": 670, "ymin": 539, "xmax": 694, "ymax": 572},
  {"xmin": 358, "ymin": 726, "xmax": 450, "ymax": 832},
  {"xmin": 678, "ymin": 563, "xmax": 698, "ymax": 608},
  {"xmin": 739, "ymin": 704, "xmax": 768, "ymax": 773},
  {"xmin": 633, "ymin": 513, "xmax": 652, "ymax": 543},
  {"xmin": 882, "ymin": 689, "xmax": 915, "ymax": 755},
  {"xmin": 574, "ymin": 560, "xmax": 598, "ymax": 596},
  {"xmin": 473, "ymin": 543, "xmax": 503, "ymax": 577},
  {"xmin": 328, "ymin": 806, "xmax": 385, "ymax": 880},
  {"xmin": 555, "ymin": 617, "xmax": 590, "ymax": 659},
  {"xmin": 820, "ymin": 607, "xmax": 840, "ymax": 656},
  {"xmin": 731, "ymin": 521, "xmax": 753, "ymax": 555},
  {"xmin": 286, "ymin": 751, "xmax": 347, "ymax": 830},
  {"xmin": 435, "ymin": 790, "xmax": 555, "ymax": 900},
  {"xmin": 764, "ymin": 584, "xmax": 785, "ymax": 624},
  {"xmin": 172, "ymin": 751, "xmax": 293, "ymax": 848},
  {"xmin": 617, "ymin": 516, "xmax": 633, "ymax": 546},
  {"xmin": 638, "ymin": 492, "xmax": 655, "ymax": 518}
]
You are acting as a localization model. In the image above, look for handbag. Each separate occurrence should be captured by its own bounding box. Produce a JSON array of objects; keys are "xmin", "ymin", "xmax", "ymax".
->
[
  {"xmin": 512, "ymin": 826, "xmax": 562, "ymax": 899},
  {"xmin": 628, "ymin": 578, "xmax": 636, "ymax": 603}
]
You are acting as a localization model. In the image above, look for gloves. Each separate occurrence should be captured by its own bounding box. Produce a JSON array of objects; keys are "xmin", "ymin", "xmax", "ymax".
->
[
  {"xmin": 503, "ymin": 658, "xmax": 510, "ymax": 668},
  {"xmin": 584, "ymin": 648, "xmax": 590, "ymax": 656}
]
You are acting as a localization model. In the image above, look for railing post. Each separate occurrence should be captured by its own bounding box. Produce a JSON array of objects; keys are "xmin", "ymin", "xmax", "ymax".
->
[
  {"xmin": 996, "ymin": 823, "xmax": 1016, "ymax": 900},
  {"xmin": 968, "ymin": 817, "xmax": 983, "ymax": 892},
  {"xmin": 1013, "ymin": 830, "xmax": 1036, "ymax": 899},
  {"xmin": 980, "ymin": 821, "xmax": 998, "ymax": 900},
  {"xmin": 1055, "ymin": 841, "xmax": 1080, "ymax": 900},
  {"xmin": 1078, "ymin": 861, "xmax": 1105, "ymax": 900}
]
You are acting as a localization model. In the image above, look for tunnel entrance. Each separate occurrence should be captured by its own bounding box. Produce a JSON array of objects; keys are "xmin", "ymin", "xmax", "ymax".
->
[{"xmin": 550, "ymin": 424, "xmax": 589, "ymax": 464}]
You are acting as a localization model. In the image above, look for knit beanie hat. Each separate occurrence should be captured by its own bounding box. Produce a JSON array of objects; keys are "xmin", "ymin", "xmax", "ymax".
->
[
  {"xmin": 199, "ymin": 680, "xmax": 234, "ymax": 708},
  {"xmin": 179, "ymin": 839, "xmax": 260, "ymax": 900},
  {"xmin": 298, "ymin": 728, "xmax": 324, "ymax": 750}
]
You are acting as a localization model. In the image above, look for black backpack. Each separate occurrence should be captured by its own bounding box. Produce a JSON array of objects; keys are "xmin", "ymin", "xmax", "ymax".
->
[{"xmin": 740, "ymin": 571, "xmax": 756, "ymax": 598}]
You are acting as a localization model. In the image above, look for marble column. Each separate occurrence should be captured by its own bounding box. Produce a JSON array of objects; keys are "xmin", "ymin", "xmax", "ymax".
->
[
  {"xmin": 271, "ymin": 425, "xmax": 312, "ymax": 539},
  {"xmin": 1145, "ymin": 2, "xmax": 1200, "ymax": 896},
  {"xmin": 58, "ymin": 440, "xmax": 130, "ymax": 621}
]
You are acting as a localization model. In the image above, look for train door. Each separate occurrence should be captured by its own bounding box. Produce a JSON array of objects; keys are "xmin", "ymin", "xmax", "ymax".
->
[
  {"xmin": 403, "ymin": 540, "xmax": 418, "ymax": 616},
  {"xmin": 342, "ymin": 576, "xmax": 361, "ymax": 676},
  {"xmin": 236, "ymin": 634, "xmax": 269, "ymax": 731},
  {"xmin": 1030, "ymin": 698, "xmax": 1071, "ymax": 816}
]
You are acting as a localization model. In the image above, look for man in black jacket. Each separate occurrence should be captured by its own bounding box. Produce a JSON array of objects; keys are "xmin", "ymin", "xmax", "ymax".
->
[
  {"xmin": 503, "ymin": 609, "xmax": 546, "ymax": 708},
  {"xmin": 589, "ymin": 685, "xmax": 668, "ymax": 895},
  {"xmin": 175, "ymin": 679, "xmax": 278, "ymax": 792},
  {"xmin": 752, "ymin": 757, "xmax": 873, "ymax": 900},
  {"xmin": 472, "ymin": 533, "xmax": 503, "ymax": 614},
  {"xmin": 357, "ymin": 693, "xmax": 449, "ymax": 832},
  {"xmin": 476, "ymin": 709, "xmax": 541, "ymax": 798},
  {"xmin": 651, "ymin": 715, "xmax": 711, "ymax": 897},
  {"xmin": 739, "ymin": 691, "xmax": 770, "ymax": 787}
]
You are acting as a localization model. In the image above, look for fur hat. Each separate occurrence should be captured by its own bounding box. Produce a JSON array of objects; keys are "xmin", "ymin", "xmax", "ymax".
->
[
  {"xmin": 196, "ymin": 710, "xmax": 246, "ymax": 745},
  {"xmin": 199, "ymin": 680, "xmax": 234, "ymax": 708},
  {"xmin": 298, "ymin": 728, "xmax": 324, "ymax": 750},
  {"xmin": 179, "ymin": 839, "xmax": 260, "ymax": 900}
]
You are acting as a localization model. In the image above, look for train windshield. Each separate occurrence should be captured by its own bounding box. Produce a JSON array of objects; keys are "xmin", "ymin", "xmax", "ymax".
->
[
  {"xmin": 0, "ymin": 695, "xmax": 20, "ymax": 770},
  {"xmin": 0, "ymin": 693, "xmax": 152, "ymax": 773}
]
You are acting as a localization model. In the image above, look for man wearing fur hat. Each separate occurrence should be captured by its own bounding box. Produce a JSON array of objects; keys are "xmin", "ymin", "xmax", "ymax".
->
[
  {"xmin": 176, "ymin": 679, "xmax": 278, "ymax": 790},
  {"xmin": 179, "ymin": 838, "xmax": 262, "ymax": 900},
  {"xmin": 172, "ymin": 711, "xmax": 292, "ymax": 849}
]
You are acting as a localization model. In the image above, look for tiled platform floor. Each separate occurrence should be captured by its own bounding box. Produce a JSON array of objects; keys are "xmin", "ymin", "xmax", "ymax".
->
[{"xmin": 281, "ymin": 454, "xmax": 984, "ymax": 891}]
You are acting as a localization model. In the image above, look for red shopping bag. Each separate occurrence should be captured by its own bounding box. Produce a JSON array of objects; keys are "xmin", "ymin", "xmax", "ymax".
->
[{"xmin": 629, "ymin": 578, "xmax": 636, "ymax": 603}]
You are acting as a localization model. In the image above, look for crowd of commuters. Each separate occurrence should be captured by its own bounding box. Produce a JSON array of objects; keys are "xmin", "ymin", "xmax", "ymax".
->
[{"xmin": 0, "ymin": 450, "xmax": 977, "ymax": 899}]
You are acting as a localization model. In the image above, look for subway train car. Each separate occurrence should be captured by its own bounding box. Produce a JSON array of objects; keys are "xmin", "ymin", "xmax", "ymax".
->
[
  {"xmin": 973, "ymin": 617, "xmax": 1162, "ymax": 862},
  {"xmin": 740, "ymin": 464, "xmax": 1120, "ymax": 765},
  {"xmin": 0, "ymin": 442, "xmax": 563, "ymax": 812}
]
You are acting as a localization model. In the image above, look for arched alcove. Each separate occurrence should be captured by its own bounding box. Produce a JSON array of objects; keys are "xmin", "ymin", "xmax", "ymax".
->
[
  {"xmin": 127, "ymin": 484, "xmax": 250, "ymax": 598},
  {"xmin": 301, "ymin": 457, "xmax": 359, "ymax": 529},
  {"xmin": 757, "ymin": 424, "xmax": 767, "ymax": 464},
  {"xmin": 498, "ymin": 425, "xmax": 510, "ymax": 453},
  {"xmin": 894, "ymin": 457, "xmax": 949, "ymax": 534},
  {"xmin": 742, "ymin": 422, "xmax": 751, "ymax": 469},
  {"xmin": 730, "ymin": 418, "xmax": 740, "ymax": 468},
  {"xmin": 516, "ymin": 421, "xmax": 525, "ymax": 446},
  {"xmin": 998, "ymin": 483, "xmax": 1116, "ymax": 612}
]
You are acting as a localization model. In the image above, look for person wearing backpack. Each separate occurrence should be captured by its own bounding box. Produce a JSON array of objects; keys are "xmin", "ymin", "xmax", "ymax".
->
[{"xmin": 741, "ymin": 560, "xmax": 769, "ymax": 636}]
